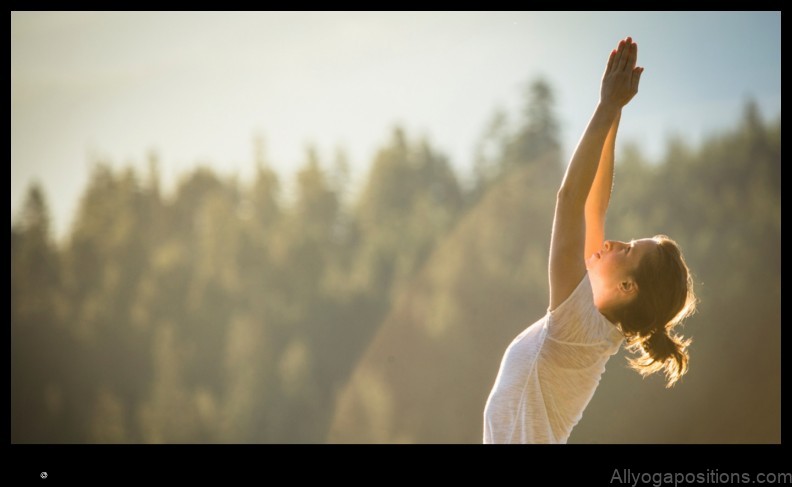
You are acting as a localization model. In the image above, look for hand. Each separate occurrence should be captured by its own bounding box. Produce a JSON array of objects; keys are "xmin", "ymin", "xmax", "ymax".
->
[{"xmin": 600, "ymin": 37, "xmax": 644, "ymax": 109}]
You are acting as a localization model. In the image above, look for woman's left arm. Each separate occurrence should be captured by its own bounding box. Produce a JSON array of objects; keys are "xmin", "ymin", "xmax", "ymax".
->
[{"xmin": 584, "ymin": 110, "xmax": 621, "ymax": 261}]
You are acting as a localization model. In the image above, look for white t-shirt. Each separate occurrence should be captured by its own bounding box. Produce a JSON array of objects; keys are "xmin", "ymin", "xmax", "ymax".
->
[{"xmin": 483, "ymin": 273, "xmax": 624, "ymax": 444}]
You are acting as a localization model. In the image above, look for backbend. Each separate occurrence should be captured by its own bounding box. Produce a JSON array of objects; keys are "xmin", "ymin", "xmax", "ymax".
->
[{"xmin": 483, "ymin": 37, "xmax": 697, "ymax": 444}]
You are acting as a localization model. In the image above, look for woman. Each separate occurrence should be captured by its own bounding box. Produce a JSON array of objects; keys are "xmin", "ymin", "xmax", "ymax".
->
[{"xmin": 483, "ymin": 37, "xmax": 697, "ymax": 444}]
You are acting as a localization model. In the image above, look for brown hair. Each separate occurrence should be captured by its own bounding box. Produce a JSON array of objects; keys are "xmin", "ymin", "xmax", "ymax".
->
[{"xmin": 613, "ymin": 235, "xmax": 697, "ymax": 387}]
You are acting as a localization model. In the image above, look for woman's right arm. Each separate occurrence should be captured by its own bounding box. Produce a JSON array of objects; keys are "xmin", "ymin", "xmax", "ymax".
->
[{"xmin": 548, "ymin": 37, "xmax": 642, "ymax": 310}]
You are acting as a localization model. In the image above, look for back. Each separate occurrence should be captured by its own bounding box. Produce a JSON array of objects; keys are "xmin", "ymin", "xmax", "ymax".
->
[{"xmin": 483, "ymin": 274, "xmax": 623, "ymax": 443}]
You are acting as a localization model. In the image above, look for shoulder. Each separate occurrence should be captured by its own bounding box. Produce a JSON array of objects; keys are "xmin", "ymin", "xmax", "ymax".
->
[
  {"xmin": 548, "ymin": 273, "xmax": 594, "ymax": 317},
  {"xmin": 547, "ymin": 273, "xmax": 622, "ymax": 346}
]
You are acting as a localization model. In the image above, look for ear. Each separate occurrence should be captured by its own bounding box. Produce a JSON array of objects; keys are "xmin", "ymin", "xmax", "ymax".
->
[{"xmin": 619, "ymin": 279, "xmax": 638, "ymax": 296}]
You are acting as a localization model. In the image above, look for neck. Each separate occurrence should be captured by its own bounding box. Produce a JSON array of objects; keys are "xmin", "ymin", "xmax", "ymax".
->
[{"xmin": 597, "ymin": 304, "xmax": 620, "ymax": 327}]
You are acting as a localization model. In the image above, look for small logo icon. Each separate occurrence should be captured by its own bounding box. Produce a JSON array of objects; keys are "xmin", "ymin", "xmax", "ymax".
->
[{"xmin": 40, "ymin": 472, "xmax": 48, "ymax": 479}]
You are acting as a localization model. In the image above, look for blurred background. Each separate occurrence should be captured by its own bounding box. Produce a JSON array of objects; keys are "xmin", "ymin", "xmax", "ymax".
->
[{"xmin": 11, "ymin": 11, "xmax": 780, "ymax": 444}]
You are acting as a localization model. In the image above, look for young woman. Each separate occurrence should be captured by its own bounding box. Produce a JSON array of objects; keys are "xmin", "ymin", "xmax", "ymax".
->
[{"xmin": 483, "ymin": 37, "xmax": 697, "ymax": 444}]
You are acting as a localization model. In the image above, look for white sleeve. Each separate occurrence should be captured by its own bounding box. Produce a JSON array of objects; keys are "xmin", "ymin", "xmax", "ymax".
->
[
  {"xmin": 547, "ymin": 273, "xmax": 617, "ymax": 344},
  {"xmin": 543, "ymin": 274, "xmax": 623, "ymax": 369}
]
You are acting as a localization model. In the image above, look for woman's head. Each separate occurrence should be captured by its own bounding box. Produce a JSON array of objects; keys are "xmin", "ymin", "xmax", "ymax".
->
[{"xmin": 588, "ymin": 235, "xmax": 697, "ymax": 387}]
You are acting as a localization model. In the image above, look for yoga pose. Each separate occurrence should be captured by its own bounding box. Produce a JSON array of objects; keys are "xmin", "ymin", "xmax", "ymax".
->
[{"xmin": 483, "ymin": 37, "xmax": 697, "ymax": 444}]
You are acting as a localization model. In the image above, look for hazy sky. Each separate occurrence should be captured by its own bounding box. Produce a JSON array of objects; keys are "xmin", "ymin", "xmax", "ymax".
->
[{"xmin": 11, "ymin": 11, "xmax": 781, "ymax": 240}]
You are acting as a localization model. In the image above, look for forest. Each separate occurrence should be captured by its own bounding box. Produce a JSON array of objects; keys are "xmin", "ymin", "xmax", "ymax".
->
[{"xmin": 11, "ymin": 79, "xmax": 780, "ymax": 443}]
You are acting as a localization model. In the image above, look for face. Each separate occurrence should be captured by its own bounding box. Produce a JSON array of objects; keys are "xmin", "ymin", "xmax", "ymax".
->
[{"xmin": 587, "ymin": 238, "xmax": 660, "ymax": 313}]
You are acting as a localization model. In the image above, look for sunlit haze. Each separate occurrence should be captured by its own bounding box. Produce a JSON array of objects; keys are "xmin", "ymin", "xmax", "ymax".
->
[
  {"xmin": 11, "ymin": 11, "xmax": 781, "ymax": 239},
  {"xmin": 10, "ymin": 11, "xmax": 782, "ymax": 449}
]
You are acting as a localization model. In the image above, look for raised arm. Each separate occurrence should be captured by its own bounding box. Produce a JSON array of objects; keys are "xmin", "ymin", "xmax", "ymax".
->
[
  {"xmin": 549, "ymin": 37, "xmax": 643, "ymax": 310},
  {"xmin": 584, "ymin": 109, "xmax": 621, "ymax": 260}
]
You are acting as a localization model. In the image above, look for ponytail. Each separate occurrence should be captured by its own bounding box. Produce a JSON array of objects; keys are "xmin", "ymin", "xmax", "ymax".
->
[
  {"xmin": 625, "ymin": 328, "xmax": 692, "ymax": 388},
  {"xmin": 613, "ymin": 235, "xmax": 697, "ymax": 388}
]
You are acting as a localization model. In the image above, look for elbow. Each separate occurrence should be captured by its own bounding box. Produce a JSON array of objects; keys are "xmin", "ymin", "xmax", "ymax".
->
[
  {"xmin": 556, "ymin": 186, "xmax": 579, "ymax": 205},
  {"xmin": 556, "ymin": 185, "xmax": 586, "ymax": 212}
]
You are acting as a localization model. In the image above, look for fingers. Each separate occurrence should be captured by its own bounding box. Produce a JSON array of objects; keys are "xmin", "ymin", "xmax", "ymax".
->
[
  {"xmin": 628, "ymin": 40, "xmax": 638, "ymax": 70},
  {"xmin": 613, "ymin": 39, "xmax": 627, "ymax": 71},
  {"xmin": 631, "ymin": 66, "xmax": 644, "ymax": 91},
  {"xmin": 617, "ymin": 37, "xmax": 634, "ymax": 71},
  {"xmin": 606, "ymin": 48, "xmax": 617, "ymax": 73}
]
